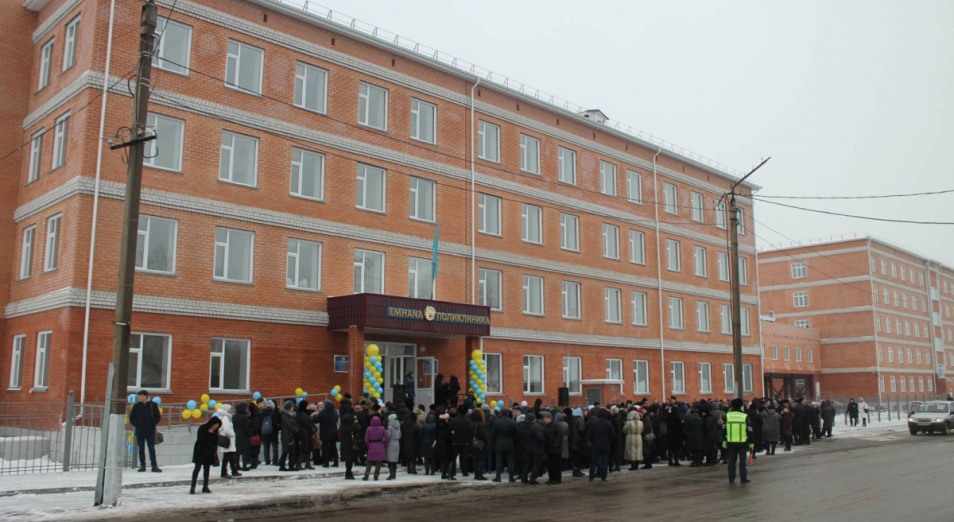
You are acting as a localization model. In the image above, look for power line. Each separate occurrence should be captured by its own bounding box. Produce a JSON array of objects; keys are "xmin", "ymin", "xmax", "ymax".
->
[
  {"xmin": 752, "ymin": 197, "xmax": 954, "ymax": 225},
  {"xmin": 756, "ymin": 188, "xmax": 954, "ymax": 200}
]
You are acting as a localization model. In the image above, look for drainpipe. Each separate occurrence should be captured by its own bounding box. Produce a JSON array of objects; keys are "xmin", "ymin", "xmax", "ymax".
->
[
  {"xmin": 752, "ymin": 217, "xmax": 767, "ymax": 398},
  {"xmin": 652, "ymin": 147, "xmax": 665, "ymax": 396},
  {"xmin": 925, "ymin": 261, "xmax": 940, "ymax": 396},
  {"xmin": 80, "ymin": 0, "xmax": 117, "ymax": 406},
  {"xmin": 470, "ymin": 77, "xmax": 481, "ymax": 305},
  {"xmin": 868, "ymin": 239, "xmax": 883, "ymax": 405}
]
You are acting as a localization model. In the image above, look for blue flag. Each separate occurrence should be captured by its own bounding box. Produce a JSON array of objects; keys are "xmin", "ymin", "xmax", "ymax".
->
[{"xmin": 431, "ymin": 223, "xmax": 440, "ymax": 283}]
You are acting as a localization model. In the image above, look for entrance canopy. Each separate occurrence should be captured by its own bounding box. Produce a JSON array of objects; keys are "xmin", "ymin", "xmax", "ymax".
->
[{"xmin": 328, "ymin": 294, "xmax": 491, "ymax": 337}]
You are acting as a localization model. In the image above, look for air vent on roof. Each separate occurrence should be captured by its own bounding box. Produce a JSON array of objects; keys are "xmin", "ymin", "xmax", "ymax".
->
[{"xmin": 581, "ymin": 109, "xmax": 608, "ymax": 124}]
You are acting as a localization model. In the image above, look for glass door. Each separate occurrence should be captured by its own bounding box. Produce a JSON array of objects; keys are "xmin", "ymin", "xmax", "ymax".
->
[{"xmin": 416, "ymin": 357, "xmax": 437, "ymax": 407}]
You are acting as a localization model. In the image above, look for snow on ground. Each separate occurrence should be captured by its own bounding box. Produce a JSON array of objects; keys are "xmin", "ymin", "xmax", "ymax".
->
[{"xmin": 0, "ymin": 456, "xmax": 58, "ymax": 474}]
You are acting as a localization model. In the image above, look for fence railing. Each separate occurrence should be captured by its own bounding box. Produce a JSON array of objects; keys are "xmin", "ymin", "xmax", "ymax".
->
[{"xmin": 817, "ymin": 392, "xmax": 943, "ymax": 423}]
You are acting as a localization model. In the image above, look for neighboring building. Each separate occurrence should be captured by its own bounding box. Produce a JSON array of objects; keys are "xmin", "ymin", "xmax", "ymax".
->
[
  {"xmin": 760, "ymin": 317, "xmax": 821, "ymax": 399},
  {"xmin": 758, "ymin": 234, "xmax": 954, "ymax": 400},
  {"xmin": 1, "ymin": 0, "xmax": 761, "ymax": 407}
]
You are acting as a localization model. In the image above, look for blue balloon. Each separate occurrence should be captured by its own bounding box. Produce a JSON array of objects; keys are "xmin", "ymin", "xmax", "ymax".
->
[
  {"xmin": 369, "ymin": 355, "xmax": 378, "ymax": 364},
  {"xmin": 127, "ymin": 394, "xmax": 136, "ymax": 404},
  {"xmin": 302, "ymin": 391, "xmax": 308, "ymax": 398},
  {"xmin": 152, "ymin": 396, "xmax": 161, "ymax": 405},
  {"xmin": 296, "ymin": 397, "xmax": 303, "ymax": 403},
  {"xmin": 208, "ymin": 399, "xmax": 217, "ymax": 409},
  {"xmin": 187, "ymin": 400, "xmax": 197, "ymax": 410},
  {"xmin": 252, "ymin": 391, "xmax": 262, "ymax": 400},
  {"xmin": 331, "ymin": 389, "xmax": 339, "ymax": 397}
]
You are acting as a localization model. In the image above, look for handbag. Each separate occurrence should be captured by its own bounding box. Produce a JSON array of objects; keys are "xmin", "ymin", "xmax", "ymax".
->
[
  {"xmin": 250, "ymin": 435, "xmax": 262, "ymax": 447},
  {"xmin": 311, "ymin": 433, "xmax": 320, "ymax": 450},
  {"xmin": 217, "ymin": 434, "xmax": 230, "ymax": 448},
  {"xmin": 155, "ymin": 429, "xmax": 164, "ymax": 445}
]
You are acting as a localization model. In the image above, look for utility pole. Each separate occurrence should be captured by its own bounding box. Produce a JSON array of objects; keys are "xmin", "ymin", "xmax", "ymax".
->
[
  {"xmin": 728, "ymin": 158, "xmax": 770, "ymax": 401},
  {"xmin": 98, "ymin": 0, "xmax": 157, "ymax": 506}
]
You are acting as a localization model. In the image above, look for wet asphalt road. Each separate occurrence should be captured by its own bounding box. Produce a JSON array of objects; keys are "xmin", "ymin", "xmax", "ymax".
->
[{"xmin": 160, "ymin": 429, "xmax": 954, "ymax": 522}]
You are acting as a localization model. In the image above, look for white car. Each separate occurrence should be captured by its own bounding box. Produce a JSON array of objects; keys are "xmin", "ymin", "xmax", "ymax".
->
[{"xmin": 908, "ymin": 401, "xmax": 954, "ymax": 435}]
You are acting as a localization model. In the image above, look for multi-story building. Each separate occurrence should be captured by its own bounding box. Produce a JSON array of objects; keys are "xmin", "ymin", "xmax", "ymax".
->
[
  {"xmin": 759, "ymin": 317, "xmax": 821, "ymax": 399},
  {"xmin": 758, "ymin": 234, "xmax": 954, "ymax": 399},
  {"xmin": 1, "ymin": 0, "xmax": 761, "ymax": 407}
]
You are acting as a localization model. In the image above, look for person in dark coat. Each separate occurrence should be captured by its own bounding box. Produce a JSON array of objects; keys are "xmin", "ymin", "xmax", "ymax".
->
[
  {"xmin": 316, "ymin": 400, "xmax": 339, "ymax": 468},
  {"xmin": 296, "ymin": 401, "xmax": 316, "ymax": 470},
  {"xmin": 520, "ymin": 413, "xmax": 545, "ymax": 484},
  {"xmin": 588, "ymin": 409, "xmax": 615, "ymax": 482},
  {"xmin": 419, "ymin": 413, "xmax": 438, "ymax": 475},
  {"xmin": 434, "ymin": 374, "xmax": 449, "ymax": 407},
  {"xmin": 260, "ymin": 401, "xmax": 280, "ymax": 465},
  {"xmin": 821, "ymin": 400, "xmax": 836, "ymax": 437},
  {"xmin": 248, "ymin": 401, "xmax": 262, "ymax": 468},
  {"xmin": 810, "ymin": 402, "xmax": 822, "ymax": 440},
  {"xmin": 792, "ymin": 400, "xmax": 806, "ymax": 445},
  {"xmin": 760, "ymin": 405, "xmax": 780, "ymax": 455},
  {"xmin": 339, "ymin": 413, "xmax": 358, "ymax": 480},
  {"xmin": 702, "ymin": 410, "xmax": 717, "ymax": 466},
  {"xmin": 447, "ymin": 376, "xmax": 461, "ymax": 408},
  {"xmin": 232, "ymin": 402, "xmax": 252, "ymax": 471},
  {"xmin": 747, "ymin": 402, "xmax": 764, "ymax": 457},
  {"xmin": 449, "ymin": 407, "xmax": 472, "ymax": 478},
  {"xmin": 569, "ymin": 408, "xmax": 586, "ymax": 477},
  {"xmin": 128, "ymin": 390, "xmax": 161, "ymax": 472},
  {"xmin": 665, "ymin": 405, "xmax": 684, "ymax": 466},
  {"xmin": 469, "ymin": 409, "xmax": 488, "ymax": 480},
  {"xmin": 436, "ymin": 412, "xmax": 455, "ymax": 479},
  {"xmin": 779, "ymin": 407, "xmax": 794, "ymax": 452},
  {"xmin": 684, "ymin": 408, "xmax": 704, "ymax": 467},
  {"xmin": 846, "ymin": 398, "xmax": 859, "ymax": 427},
  {"xmin": 542, "ymin": 412, "xmax": 562, "ymax": 484},
  {"xmin": 190, "ymin": 416, "xmax": 222, "ymax": 494},
  {"xmin": 610, "ymin": 407, "xmax": 625, "ymax": 472},
  {"xmin": 401, "ymin": 411, "xmax": 421, "ymax": 474},
  {"xmin": 278, "ymin": 400, "xmax": 300, "ymax": 471},
  {"xmin": 491, "ymin": 410, "xmax": 517, "ymax": 482}
]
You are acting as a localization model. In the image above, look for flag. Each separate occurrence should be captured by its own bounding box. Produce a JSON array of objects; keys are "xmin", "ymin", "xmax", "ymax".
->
[{"xmin": 431, "ymin": 223, "xmax": 440, "ymax": 284}]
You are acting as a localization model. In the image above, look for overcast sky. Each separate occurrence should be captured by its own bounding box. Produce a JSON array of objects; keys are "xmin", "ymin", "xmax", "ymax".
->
[{"xmin": 319, "ymin": 0, "xmax": 954, "ymax": 265}]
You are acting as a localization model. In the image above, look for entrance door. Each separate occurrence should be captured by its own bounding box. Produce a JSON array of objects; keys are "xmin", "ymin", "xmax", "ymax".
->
[{"xmin": 416, "ymin": 357, "xmax": 437, "ymax": 407}]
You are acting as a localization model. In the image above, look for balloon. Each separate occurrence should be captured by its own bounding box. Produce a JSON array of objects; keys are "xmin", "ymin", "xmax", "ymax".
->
[
  {"xmin": 367, "ymin": 344, "xmax": 380, "ymax": 357},
  {"xmin": 334, "ymin": 385, "xmax": 341, "ymax": 392},
  {"xmin": 191, "ymin": 408, "xmax": 201, "ymax": 418},
  {"xmin": 302, "ymin": 392, "xmax": 308, "ymax": 398},
  {"xmin": 201, "ymin": 394, "xmax": 210, "ymax": 404},
  {"xmin": 331, "ymin": 389, "xmax": 339, "ymax": 397},
  {"xmin": 187, "ymin": 400, "xmax": 197, "ymax": 410},
  {"xmin": 181, "ymin": 410, "xmax": 192, "ymax": 419},
  {"xmin": 296, "ymin": 397, "xmax": 303, "ymax": 403},
  {"xmin": 252, "ymin": 391, "xmax": 262, "ymax": 400},
  {"xmin": 490, "ymin": 401, "xmax": 497, "ymax": 408},
  {"xmin": 200, "ymin": 403, "xmax": 209, "ymax": 411},
  {"xmin": 152, "ymin": 396, "xmax": 162, "ymax": 405},
  {"xmin": 471, "ymin": 349, "xmax": 482, "ymax": 361},
  {"xmin": 128, "ymin": 434, "xmax": 134, "ymax": 444},
  {"xmin": 127, "ymin": 394, "xmax": 136, "ymax": 404},
  {"xmin": 208, "ymin": 399, "xmax": 218, "ymax": 410},
  {"xmin": 335, "ymin": 395, "xmax": 343, "ymax": 402},
  {"xmin": 295, "ymin": 388, "xmax": 304, "ymax": 396},
  {"xmin": 159, "ymin": 407, "xmax": 164, "ymax": 414}
]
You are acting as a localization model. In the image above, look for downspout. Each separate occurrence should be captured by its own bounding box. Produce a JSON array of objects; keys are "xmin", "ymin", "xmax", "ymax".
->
[
  {"xmin": 470, "ymin": 77, "xmax": 481, "ymax": 305},
  {"xmin": 925, "ymin": 261, "xmax": 940, "ymax": 396},
  {"xmin": 652, "ymin": 147, "xmax": 665, "ymax": 396},
  {"xmin": 752, "ymin": 214, "xmax": 767, "ymax": 398},
  {"xmin": 868, "ymin": 239, "xmax": 883, "ymax": 405},
  {"xmin": 81, "ymin": 0, "xmax": 117, "ymax": 406}
]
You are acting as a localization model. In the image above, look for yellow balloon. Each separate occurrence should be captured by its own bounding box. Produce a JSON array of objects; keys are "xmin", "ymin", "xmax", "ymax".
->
[
  {"xmin": 191, "ymin": 408, "xmax": 201, "ymax": 418},
  {"xmin": 200, "ymin": 394, "xmax": 210, "ymax": 404},
  {"xmin": 295, "ymin": 388, "xmax": 304, "ymax": 396},
  {"xmin": 159, "ymin": 407, "xmax": 164, "ymax": 414},
  {"xmin": 335, "ymin": 394, "xmax": 343, "ymax": 402},
  {"xmin": 490, "ymin": 401, "xmax": 497, "ymax": 408},
  {"xmin": 367, "ymin": 344, "xmax": 380, "ymax": 357},
  {"xmin": 334, "ymin": 385, "xmax": 341, "ymax": 392},
  {"xmin": 128, "ymin": 434, "xmax": 134, "ymax": 443},
  {"xmin": 199, "ymin": 403, "xmax": 209, "ymax": 411},
  {"xmin": 181, "ymin": 409, "xmax": 192, "ymax": 419},
  {"xmin": 471, "ymin": 349, "xmax": 482, "ymax": 361}
]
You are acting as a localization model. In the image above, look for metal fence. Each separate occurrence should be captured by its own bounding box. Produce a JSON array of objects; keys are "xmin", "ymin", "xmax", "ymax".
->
[{"xmin": 818, "ymin": 392, "xmax": 944, "ymax": 423}]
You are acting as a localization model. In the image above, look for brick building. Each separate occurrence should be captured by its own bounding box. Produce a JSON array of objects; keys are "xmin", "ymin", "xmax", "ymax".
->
[
  {"xmin": 758, "ymin": 234, "xmax": 954, "ymax": 400},
  {"xmin": 759, "ymin": 317, "xmax": 821, "ymax": 399},
  {"xmin": 0, "ymin": 0, "xmax": 763, "ymax": 408}
]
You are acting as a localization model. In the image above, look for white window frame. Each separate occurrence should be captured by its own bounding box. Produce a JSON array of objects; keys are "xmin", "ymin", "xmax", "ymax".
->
[
  {"xmin": 38, "ymin": 38, "xmax": 53, "ymax": 90},
  {"xmin": 62, "ymin": 15, "xmax": 80, "ymax": 72},
  {"xmin": 602, "ymin": 223, "xmax": 620, "ymax": 260},
  {"xmin": 723, "ymin": 363, "xmax": 735, "ymax": 394},
  {"xmin": 219, "ymin": 131, "xmax": 259, "ymax": 187},
  {"xmin": 605, "ymin": 287, "xmax": 622, "ymax": 324},
  {"xmin": 28, "ymin": 130, "xmax": 43, "ymax": 184},
  {"xmin": 522, "ymin": 275, "xmax": 544, "ymax": 316},
  {"xmin": 696, "ymin": 301, "xmax": 710, "ymax": 332},
  {"xmin": 136, "ymin": 215, "xmax": 178, "ymax": 275},
  {"xmin": 715, "ymin": 200, "xmax": 727, "ymax": 229},
  {"xmin": 356, "ymin": 163, "xmax": 387, "ymax": 213},
  {"xmin": 666, "ymin": 239, "xmax": 681, "ymax": 272},
  {"xmin": 891, "ymin": 263, "xmax": 897, "ymax": 278},
  {"xmin": 127, "ymin": 332, "xmax": 173, "ymax": 392},
  {"xmin": 409, "ymin": 177, "xmax": 437, "ymax": 223},
  {"xmin": 739, "ymin": 258, "xmax": 749, "ymax": 286},
  {"xmin": 478, "ymin": 268, "xmax": 502, "ymax": 311},
  {"xmin": 901, "ymin": 266, "xmax": 907, "ymax": 281},
  {"xmin": 353, "ymin": 249, "xmax": 385, "ymax": 294},
  {"xmin": 772, "ymin": 345, "xmax": 778, "ymax": 360},
  {"xmin": 144, "ymin": 113, "xmax": 185, "ymax": 172},
  {"xmin": 558, "ymin": 147, "xmax": 577, "ymax": 185},
  {"xmin": 290, "ymin": 147, "xmax": 326, "ymax": 201},
  {"xmin": 484, "ymin": 353, "xmax": 502, "ymax": 395},
  {"xmin": 632, "ymin": 291, "xmax": 648, "ymax": 326},
  {"xmin": 784, "ymin": 346, "xmax": 791, "ymax": 361},
  {"xmin": 917, "ymin": 350, "xmax": 922, "ymax": 365},
  {"xmin": 626, "ymin": 170, "xmax": 642, "ymax": 204},
  {"xmin": 634, "ymin": 360, "xmax": 650, "ymax": 395},
  {"xmin": 43, "ymin": 214, "xmax": 61, "ymax": 272},
  {"xmin": 19, "ymin": 226, "xmax": 35, "ymax": 280},
  {"xmin": 793, "ymin": 291, "xmax": 809, "ymax": 308},
  {"xmin": 560, "ymin": 213, "xmax": 579, "ymax": 252},
  {"xmin": 213, "ymin": 227, "xmax": 254, "ymax": 283},
  {"xmin": 690, "ymin": 192, "xmax": 705, "ymax": 223},
  {"xmin": 741, "ymin": 308, "xmax": 751, "ymax": 336},
  {"xmin": 294, "ymin": 61, "xmax": 329, "ymax": 115},
  {"xmin": 600, "ymin": 161, "xmax": 617, "ymax": 196},
  {"xmin": 33, "ymin": 331, "xmax": 52, "ymax": 390},
  {"xmin": 743, "ymin": 363, "xmax": 754, "ymax": 393},
  {"xmin": 699, "ymin": 363, "xmax": 712, "ymax": 394},
  {"xmin": 663, "ymin": 182, "xmax": 678, "ymax": 214},
  {"xmin": 153, "ymin": 17, "xmax": 193, "ymax": 75},
  {"xmin": 225, "ymin": 40, "xmax": 264, "ymax": 95},
  {"xmin": 8, "ymin": 335, "xmax": 25, "ymax": 390},
  {"xmin": 671, "ymin": 361, "xmax": 685, "ymax": 395},
  {"xmin": 523, "ymin": 355, "xmax": 544, "ymax": 395},
  {"xmin": 410, "ymin": 98, "xmax": 437, "ymax": 144},
  {"xmin": 478, "ymin": 193, "xmax": 502, "ymax": 236},
  {"xmin": 890, "ymin": 376, "xmax": 896, "ymax": 393},
  {"xmin": 736, "ymin": 208, "xmax": 745, "ymax": 235},
  {"xmin": 562, "ymin": 281, "xmax": 581, "ymax": 320},
  {"xmin": 791, "ymin": 262, "xmax": 807, "ymax": 279},
  {"xmin": 358, "ymin": 82, "xmax": 389, "ymax": 130},
  {"xmin": 720, "ymin": 304, "xmax": 732, "ymax": 335},
  {"xmin": 52, "ymin": 112, "xmax": 69, "ymax": 170},
  {"xmin": 795, "ymin": 320, "xmax": 811, "ymax": 329},
  {"xmin": 718, "ymin": 252, "xmax": 730, "ymax": 282},
  {"xmin": 477, "ymin": 121, "xmax": 500, "ymax": 162},
  {"xmin": 627, "ymin": 230, "xmax": 646, "ymax": 265},
  {"xmin": 209, "ymin": 338, "xmax": 251, "ymax": 393},
  {"xmin": 407, "ymin": 257, "xmax": 434, "ymax": 300},
  {"xmin": 521, "ymin": 204, "xmax": 543, "ymax": 244},
  {"xmin": 286, "ymin": 238, "xmax": 322, "ymax": 292},
  {"xmin": 520, "ymin": 134, "xmax": 540, "ymax": 174},
  {"xmin": 669, "ymin": 297, "xmax": 684, "ymax": 330},
  {"xmin": 900, "ymin": 376, "xmax": 906, "ymax": 392},
  {"xmin": 606, "ymin": 359, "xmax": 623, "ymax": 381},
  {"xmin": 796, "ymin": 347, "xmax": 803, "ymax": 362},
  {"xmin": 694, "ymin": 246, "xmax": 707, "ymax": 277},
  {"xmin": 563, "ymin": 356, "xmax": 582, "ymax": 395}
]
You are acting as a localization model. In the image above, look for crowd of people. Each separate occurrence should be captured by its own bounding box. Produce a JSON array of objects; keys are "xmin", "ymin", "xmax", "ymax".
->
[{"xmin": 184, "ymin": 377, "xmax": 851, "ymax": 494}]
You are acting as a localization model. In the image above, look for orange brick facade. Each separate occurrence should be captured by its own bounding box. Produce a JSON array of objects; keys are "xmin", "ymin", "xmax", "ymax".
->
[{"xmin": 1, "ymin": 0, "xmax": 763, "ymax": 407}]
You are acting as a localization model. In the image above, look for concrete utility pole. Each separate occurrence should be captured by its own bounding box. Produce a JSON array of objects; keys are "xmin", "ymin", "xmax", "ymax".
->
[
  {"xmin": 728, "ymin": 158, "xmax": 770, "ymax": 400},
  {"xmin": 98, "ymin": 0, "xmax": 157, "ymax": 506}
]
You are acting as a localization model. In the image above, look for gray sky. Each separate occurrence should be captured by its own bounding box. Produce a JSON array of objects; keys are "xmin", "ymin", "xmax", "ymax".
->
[{"xmin": 319, "ymin": 0, "xmax": 954, "ymax": 265}]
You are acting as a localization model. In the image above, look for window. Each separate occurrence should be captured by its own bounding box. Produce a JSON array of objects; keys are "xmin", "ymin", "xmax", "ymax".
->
[
  {"xmin": 358, "ymin": 82, "xmax": 388, "ymax": 130},
  {"xmin": 634, "ymin": 360, "xmax": 650, "ymax": 394},
  {"xmin": 886, "ymin": 318, "xmax": 892, "ymax": 333},
  {"xmin": 290, "ymin": 148, "xmax": 325, "ymax": 201},
  {"xmin": 600, "ymin": 161, "xmax": 617, "ymax": 196},
  {"xmin": 409, "ymin": 177, "xmax": 436, "ymax": 222},
  {"xmin": 669, "ymin": 297, "xmax": 684, "ymax": 329},
  {"xmin": 136, "ymin": 216, "xmax": 176, "ymax": 274},
  {"xmin": 153, "ymin": 17, "xmax": 192, "ymax": 74},
  {"xmin": 52, "ymin": 112, "xmax": 69, "ymax": 170},
  {"xmin": 907, "ymin": 348, "xmax": 913, "ymax": 364},
  {"xmin": 605, "ymin": 287, "xmax": 622, "ymax": 323},
  {"xmin": 34, "ymin": 331, "xmax": 51, "ymax": 389},
  {"xmin": 741, "ymin": 308, "xmax": 751, "ymax": 336},
  {"xmin": 901, "ymin": 267, "xmax": 907, "ymax": 281},
  {"xmin": 874, "ymin": 285, "xmax": 879, "ymax": 303},
  {"xmin": 919, "ymin": 272, "xmax": 925, "ymax": 287},
  {"xmin": 629, "ymin": 230, "xmax": 645, "ymax": 264},
  {"xmin": 28, "ymin": 131, "xmax": 42, "ymax": 184},
  {"xmin": 905, "ymin": 321, "xmax": 911, "ymax": 336},
  {"xmin": 219, "ymin": 131, "xmax": 258, "ymax": 187},
  {"xmin": 562, "ymin": 281, "xmax": 581, "ymax": 319},
  {"xmin": 870, "ymin": 256, "xmax": 876, "ymax": 272},
  {"xmin": 888, "ymin": 347, "xmax": 894, "ymax": 363},
  {"xmin": 291, "ymin": 62, "xmax": 330, "ymax": 116},
  {"xmin": 410, "ymin": 99, "xmax": 436, "ymax": 144},
  {"xmin": 632, "ymin": 292, "xmax": 648, "ymax": 326},
  {"xmin": 917, "ymin": 350, "xmax": 922, "ymax": 365},
  {"xmin": 736, "ymin": 208, "xmax": 745, "ymax": 235},
  {"xmin": 478, "ymin": 121, "xmax": 500, "ymax": 162},
  {"xmin": 878, "ymin": 346, "xmax": 884, "ymax": 362},
  {"xmin": 671, "ymin": 362, "xmax": 685, "ymax": 394},
  {"xmin": 718, "ymin": 252, "xmax": 730, "ymax": 282},
  {"xmin": 520, "ymin": 135, "xmax": 540, "ymax": 174},
  {"xmin": 884, "ymin": 288, "xmax": 890, "ymax": 304},
  {"xmin": 626, "ymin": 170, "xmax": 642, "ymax": 203},
  {"xmin": 144, "ymin": 114, "xmax": 184, "ymax": 172},
  {"xmin": 912, "ymin": 295, "xmax": 918, "ymax": 311},
  {"xmin": 563, "ymin": 357, "xmax": 582, "ymax": 394},
  {"xmin": 213, "ymin": 228, "xmax": 253, "ymax": 283},
  {"xmin": 127, "ymin": 333, "xmax": 171, "ymax": 390},
  {"xmin": 43, "ymin": 214, "xmax": 60, "ymax": 272},
  {"xmin": 909, "ymin": 376, "xmax": 915, "ymax": 393},
  {"xmin": 795, "ymin": 320, "xmax": 811, "ymax": 329},
  {"xmin": 699, "ymin": 363, "xmax": 712, "ymax": 393},
  {"xmin": 893, "ymin": 291, "xmax": 899, "ymax": 307},
  {"xmin": 784, "ymin": 346, "xmax": 791, "ymax": 361},
  {"xmin": 896, "ymin": 319, "xmax": 902, "ymax": 335},
  {"xmin": 560, "ymin": 213, "xmax": 579, "ymax": 251},
  {"xmin": 772, "ymin": 345, "xmax": 778, "ymax": 360},
  {"xmin": 523, "ymin": 355, "xmax": 544, "ymax": 394},
  {"xmin": 225, "ymin": 40, "xmax": 264, "ymax": 95},
  {"xmin": 892, "ymin": 263, "xmax": 899, "ymax": 278},
  {"xmin": 743, "ymin": 364, "xmax": 754, "ymax": 393},
  {"xmin": 739, "ymin": 258, "xmax": 749, "ymax": 285},
  {"xmin": 915, "ymin": 323, "xmax": 921, "ymax": 337},
  {"xmin": 666, "ymin": 239, "xmax": 681, "ymax": 272},
  {"xmin": 919, "ymin": 377, "xmax": 925, "ymax": 392},
  {"xmin": 723, "ymin": 363, "xmax": 735, "ymax": 393},
  {"xmin": 407, "ymin": 257, "xmax": 433, "ymax": 299},
  {"xmin": 791, "ymin": 262, "xmax": 807, "ymax": 279},
  {"xmin": 720, "ymin": 305, "xmax": 732, "ymax": 334},
  {"xmin": 9, "ymin": 335, "xmax": 24, "ymax": 389},
  {"xmin": 62, "ymin": 15, "xmax": 80, "ymax": 71},
  {"xmin": 558, "ymin": 147, "xmax": 576, "ymax": 185},
  {"xmin": 694, "ymin": 246, "xmax": 707, "ymax": 277},
  {"xmin": 691, "ymin": 192, "xmax": 705, "ymax": 222},
  {"xmin": 663, "ymin": 182, "xmax": 678, "ymax": 214},
  {"xmin": 478, "ymin": 194, "xmax": 502, "ymax": 235},
  {"xmin": 715, "ymin": 200, "xmax": 727, "ymax": 229},
  {"xmin": 890, "ymin": 376, "xmax": 896, "ymax": 392},
  {"xmin": 478, "ymin": 268, "xmax": 502, "ymax": 310},
  {"xmin": 522, "ymin": 275, "xmax": 544, "ymax": 315},
  {"xmin": 900, "ymin": 376, "xmax": 906, "ymax": 392},
  {"xmin": 521, "ymin": 204, "xmax": 542, "ymax": 244},
  {"xmin": 356, "ymin": 164, "xmax": 387, "ymax": 212},
  {"xmin": 796, "ymin": 347, "xmax": 803, "ymax": 362},
  {"xmin": 353, "ymin": 249, "xmax": 384, "ymax": 294},
  {"xmin": 602, "ymin": 224, "xmax": 619, "ymax": 259},
  {"xmin": 38, "ymin": 39, "xmax": 53, "ymax": 90},
  {"xmin": 876, "ymin": 316, "xmax": 881, "ymax": 332},
  {"xmin": 209, "ymin": 338, "xmax": 250, "ymax": 392},
  {"xmin": 881, "ymin": 259, "xmax": 887, "ymax": 275},
  {"xmin": 484, "ymin": 353, "xmax": 502, "ymax": 394},
  {"xmin": 19, "ymin": 226, "xmax": 35, "ymax": 279},
  {"xmin": 696, "ymin": 301, "xmax": 710, "ymax": 332},
  {"xmin": 793, "ymin": 291, "xmax": 809, "ymax": 308},
  {"xmin": 287, "ymin": 239, "xmax": 322, "ymax": 292},
  {"xmin": 606, "ymin": 359, "xmax": 623, "ymax": 381}
]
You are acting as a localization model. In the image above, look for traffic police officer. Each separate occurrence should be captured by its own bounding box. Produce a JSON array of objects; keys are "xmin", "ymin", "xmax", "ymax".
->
[{"xmin": 723, "ymin": 398, "xmax": 752, "ymax": 484}]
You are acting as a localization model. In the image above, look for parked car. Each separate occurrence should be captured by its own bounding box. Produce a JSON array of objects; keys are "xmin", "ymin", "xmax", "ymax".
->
[{"xmin": 908, "ymin": 401, "xmax": 954, "ymax": 435}]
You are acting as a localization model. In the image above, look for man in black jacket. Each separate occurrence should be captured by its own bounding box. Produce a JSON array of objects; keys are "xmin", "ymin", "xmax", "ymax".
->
[
  {"xmin": 588, "ymin": 408, "xmax": 615, "ymax": 482},
  {"xmin": 449, "ymin": 408, "xmax": 472, "ymax": 480},
  {"xmin": 542, "ymin": 412, "xmax": 562, "ymax": 485},
  {"xmin": 491, "ymin": 410, "xmax": 517, "ymax": 482},
  {"xmin": 519, "ymin": 413, "xmax": 545, "ymax": 485},
  {"xmin": 316, "ymin": 400, "xmax": 339, "ymax": 467},
  {"xmin": 128, "ymin": 390, "xmax": 161, "ymax": 472}
]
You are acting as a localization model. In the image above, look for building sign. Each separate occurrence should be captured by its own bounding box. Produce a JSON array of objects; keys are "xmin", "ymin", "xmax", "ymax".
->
[
  {"xmin": 328, "ymin": 294, "xmax": 491, "ymax": 336},
  {"xmin": 334, "ymin": 355, "xmax": 349, "ymax": 373}
]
